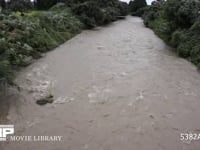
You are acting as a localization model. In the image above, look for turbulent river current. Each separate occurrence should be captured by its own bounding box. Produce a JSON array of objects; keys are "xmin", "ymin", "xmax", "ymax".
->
[{"xmin": 1, "ymin": 17, "xmax": 200, "ymax": 150}]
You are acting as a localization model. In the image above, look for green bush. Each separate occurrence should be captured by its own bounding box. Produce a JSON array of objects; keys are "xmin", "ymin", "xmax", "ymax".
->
[
  {"xmin": 0, "ymin": 38, "xmax": 8, "ymax": 55},
  {"xmin": 129, "ymin": 0, "xmax": 147, "ymax": 13},
  {"xmin": 143, "ymin": 0, "xmax": 200, "ymax": 67},
  {"xmin": 101, "ymin": 7, "xmax": 118, "ymax": 23},
  {"xmin": 0, "ymin": 5, "xmax": 82, "ymax": 86},
  {"xmin": 131, "ymin": 7, "xmax": 146, "ymax": 17},
  {"xmin": 177, "ymin": 42, "xmax": 193, "ymax": 58},
  {"xmin": 0, "ymin": 1, "xmax": 128, "ymax": 86},
  {"xmin": 72, "ymin": 0, "xmax": 128, "ymax": 28},
  {"xmin": 9, "ymin": 0, "xmax": 33, "ymax": 12},
  {"xmin": 72, "ymin": 1, "xmax": 104, "ymax": 28}
]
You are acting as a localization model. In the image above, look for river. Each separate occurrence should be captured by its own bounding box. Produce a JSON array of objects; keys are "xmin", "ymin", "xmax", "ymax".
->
[{"xmin": 1, "ymin": 17, "xmax": 200, "ymax": 150}]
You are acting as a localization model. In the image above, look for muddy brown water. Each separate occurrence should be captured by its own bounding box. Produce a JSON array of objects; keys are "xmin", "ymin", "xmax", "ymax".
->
[{"xmin": 1, "ymin": 17, "xmax": 200, "ymax": 150}]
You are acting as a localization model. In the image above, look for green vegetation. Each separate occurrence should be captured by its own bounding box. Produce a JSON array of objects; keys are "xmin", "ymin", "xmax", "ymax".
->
[
  {"xmin": 71, "ymin": 0, "xmax": 128, "ymax": 28},
  {"xmin": 0, "ymin": 6, "xmax": 82, "ymax": 87},
  {"xmin": 129, "ymin": 0, "xmax": 147, "ymax": 17},
  {"xmin": 9, "ymin": 0, "xmax": 33, "ymax": 12},
  {"xmin": 143, "ymin": 0, "xmax": 200, "ymax": 67},
  {"xmin": 0, "ymin": 0, "xmax": 128, "ymax": 88}
]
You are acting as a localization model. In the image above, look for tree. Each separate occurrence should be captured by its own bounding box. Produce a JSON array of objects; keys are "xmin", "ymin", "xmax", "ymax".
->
[
  {"xmin": 129, "ymin": 0, "xmax": 147, "ymax": 12},
  {"xmin": 164, "ymin": 0, "xmax": 200, "ymax": 28},
  {"xmin": 9, "ymin": 0, "xmax": 33, "ymax": 12},
  {"xmin": 0, "ymin": 0, "xmax": 6, "ymax": 9},
  {"xmin": 36, "ymin": 0, "xmax": 60, "ymax": 10}
]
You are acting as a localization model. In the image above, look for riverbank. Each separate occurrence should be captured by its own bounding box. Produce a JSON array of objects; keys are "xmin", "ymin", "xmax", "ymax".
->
[
  {"xmin": 0, "ymin": 6, "xmax": 82, "ymax": 87},
  {"xmin": 1, "ymin": 17, "xmax": 200, "ymax": 150},
  {"xmin": 142, "ymin": 0, "xmax": 200, "ymax": 68},
  {"xmin": 0, "ymin": 2, "xmax": 128, "ymax": 88}
]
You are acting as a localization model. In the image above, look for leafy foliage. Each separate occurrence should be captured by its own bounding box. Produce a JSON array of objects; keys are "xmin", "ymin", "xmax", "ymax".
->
[
  {"xmin": 9, "ymin": 0, "xmax": 33, "ymax": 12},
  {"xmin": 0, "ymin": 1, "xmax": 129, "ymax": 86},
  {"xmin": 143, "ymin": 0, "xmax": 200, "ymax": 67},
  {"xmin": 129, "ymin": 0, "xmax": 147, "ymax": 16},
  {"xmin": 36, "ymin": 0, "xmax": 64, "ymax": 10},
  {"xmin": 0, "ymin": 0, "xmax": 6, "ymax": 9},
  {"xmin": 72, "ymin": 0, "xmax": 128, "ymax": 28},
  {"xmin": 0, "ymin": 6, "xmax": 82, "ymax": 86}
]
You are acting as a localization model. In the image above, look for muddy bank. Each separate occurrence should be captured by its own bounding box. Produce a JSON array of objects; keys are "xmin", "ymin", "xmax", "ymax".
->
[{"xmin": 1, "ymin": 17, "xmax": 200, "ymax": 150}]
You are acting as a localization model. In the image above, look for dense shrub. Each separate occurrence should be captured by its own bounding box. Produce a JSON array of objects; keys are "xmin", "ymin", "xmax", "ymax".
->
[
  {"xmin": 36, "ymin": 0, "xmax": 57, "ymax": 10},
  {"xmin": 0, "ymin": 1, "xmax": 128, "ymax": 86},
  {"xmin": 0, "ymin": 6, "xmax": 82, "ymax": 87},
  {"xmin": 143, "ymin": 0, "xmax": 200, "ymax": 67},
  {"xmin": 9, "ymin": 0, "xmax": 33, "ymax": 12},
  {"xmin": 0, "ymin": 0, "xmax": 5, "ymax": 8},
  {"xmin": 72, "ymin": 0, "xmax": 128, "ymax": 28},
  {"xmin": 129, "ymin": 0, "xmax": 147, "ymax": 16},
  {"xmin": 131, "ymin": 7, "xmax": 146, "ymax": 17},
  {"xmin": 72, "ymin": 1, "xmax": 104, "ymax": 28}
]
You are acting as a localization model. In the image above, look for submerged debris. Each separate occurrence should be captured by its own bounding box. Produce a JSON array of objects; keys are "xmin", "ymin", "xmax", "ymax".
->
[{"xmin": 36, "ymin": 95, "xmax": 54, "ymax": 106}]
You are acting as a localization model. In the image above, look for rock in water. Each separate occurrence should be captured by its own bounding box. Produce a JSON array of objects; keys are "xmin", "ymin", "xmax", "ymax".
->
[{"xmin": 36, "ymin": 95, "xmax": 54, "ymax": 106}]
